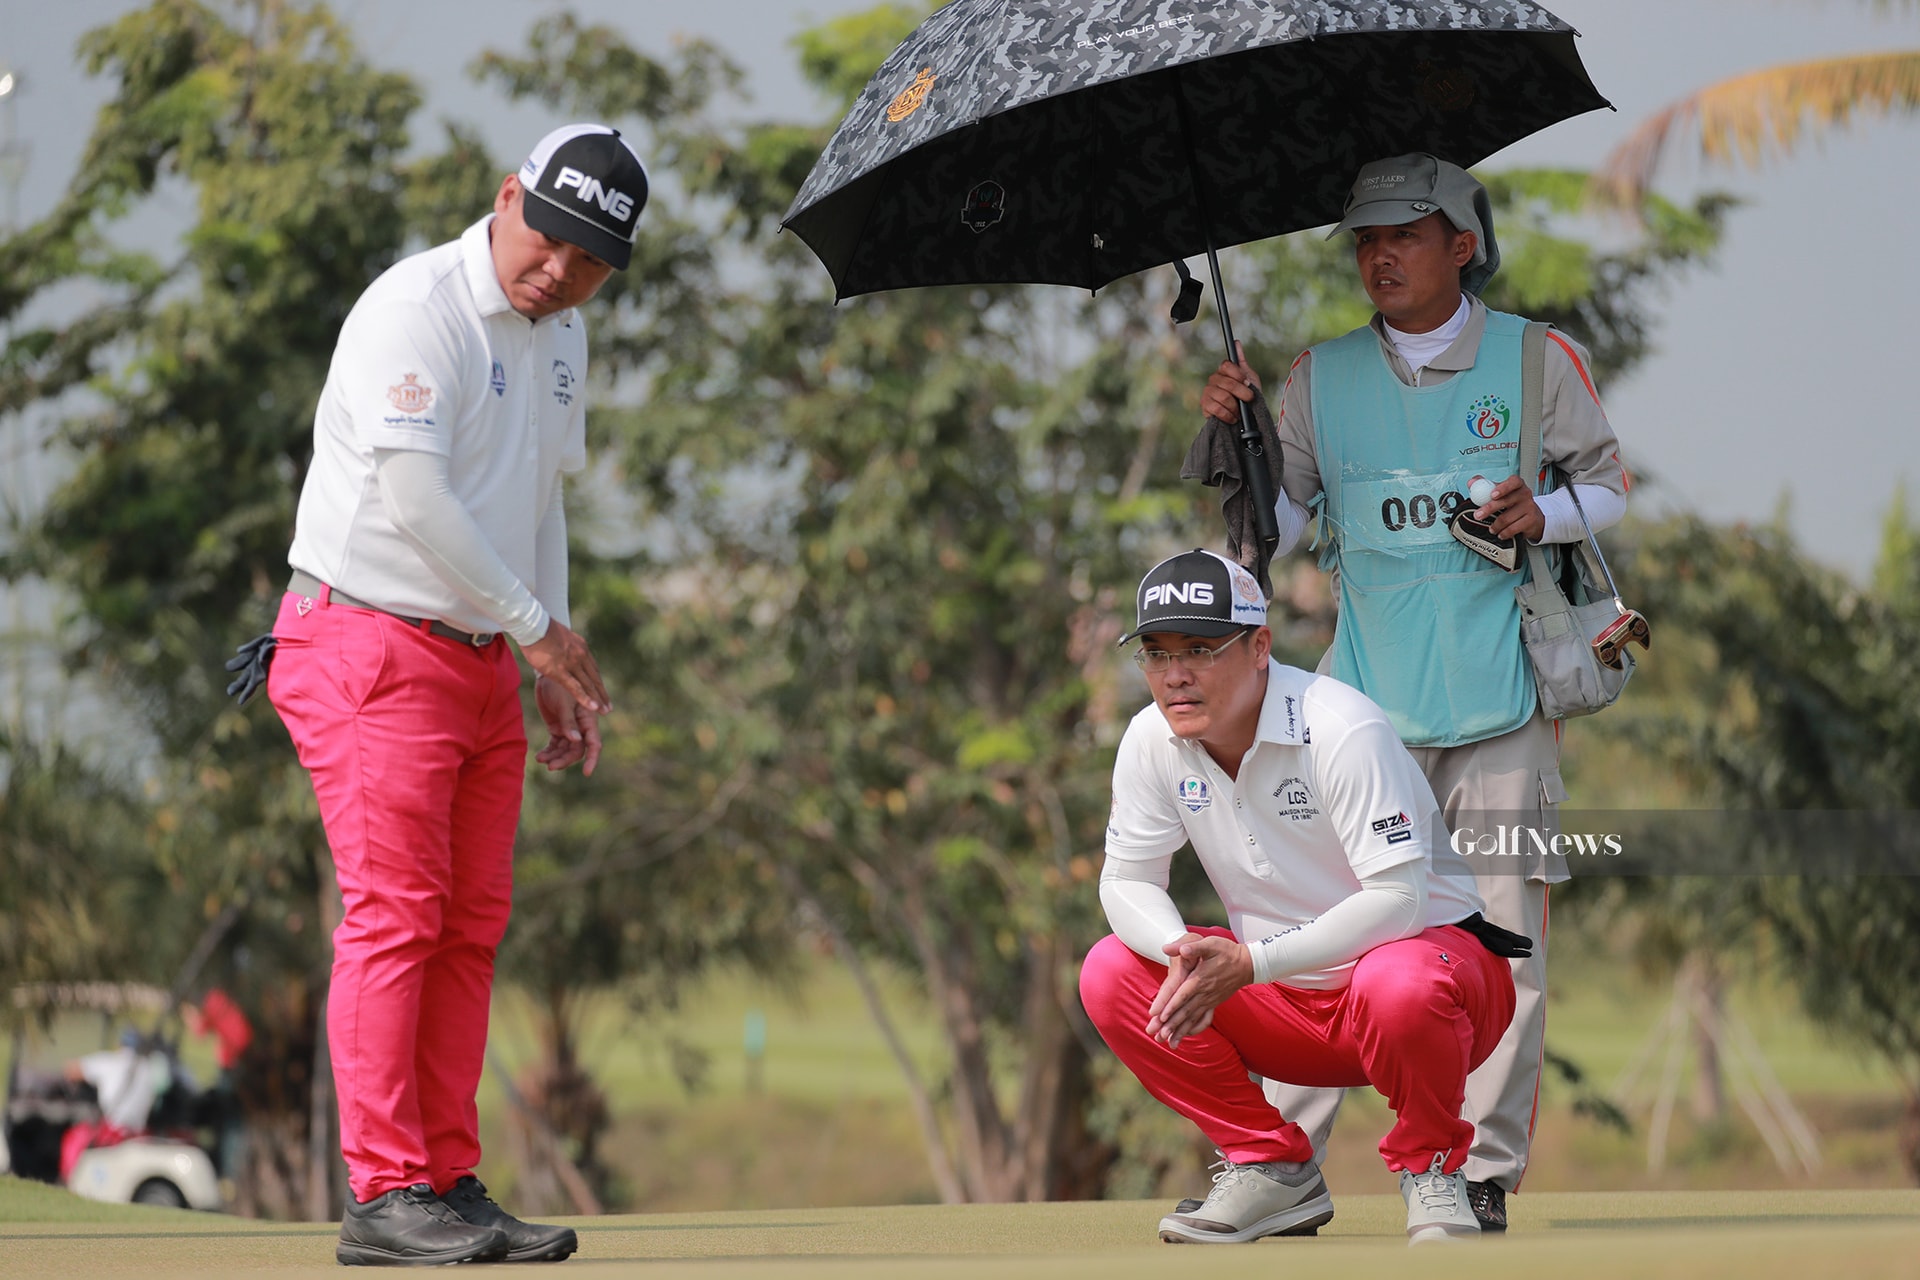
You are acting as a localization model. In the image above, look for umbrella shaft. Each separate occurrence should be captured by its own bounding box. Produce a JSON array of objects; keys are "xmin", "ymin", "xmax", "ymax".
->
[{"xmin": 1173, "ymin": 70, "xmax": 1277, "ymax": 550}]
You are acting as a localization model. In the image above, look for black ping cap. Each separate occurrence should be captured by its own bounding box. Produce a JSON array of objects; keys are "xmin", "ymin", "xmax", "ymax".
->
[
  {"xmin": 1117, "ymin": 549, "xmax": 1268, "ymax": 646},
  {"xmin": 518, "ymin": 124, "xmax": 649, "ymax": 270}
]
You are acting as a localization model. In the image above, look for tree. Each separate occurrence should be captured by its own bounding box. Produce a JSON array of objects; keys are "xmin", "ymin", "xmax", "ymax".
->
[
  {"xmin": 1582, "ymin": 508, "xmax": 1920, "ymax": 1181},
  {"xmin": 1595, "ymin": 1, "xmax": 1920, "ymax": 205},
  {"xmin": 7, "ymin": 0, "xmax": 1733, "ymax": 1213},
  {"xmin": 3, "ymin": 0, "xmax": 808, "ymax": 1217},
  {"xmin": 480, "ymin": 5, "xmax": 1729, "ymax": 1203}
]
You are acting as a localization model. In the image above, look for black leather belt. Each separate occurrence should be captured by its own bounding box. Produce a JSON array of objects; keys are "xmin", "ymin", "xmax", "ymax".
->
[{"xmin": 288, "ymin": 570, "xmax": 498, "ymax": 647}]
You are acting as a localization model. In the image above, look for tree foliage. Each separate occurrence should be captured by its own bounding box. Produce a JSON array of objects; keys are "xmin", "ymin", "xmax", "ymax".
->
[
  {"xmin": 5, "ymin": 0, "xmax": 1739, "ymax": 1212},
  {"xmin": 1594, "ymin": 3, "xmax": 1919, "ymax": 206}
]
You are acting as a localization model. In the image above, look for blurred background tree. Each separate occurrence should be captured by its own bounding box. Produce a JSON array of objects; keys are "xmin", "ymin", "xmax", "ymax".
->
[{"xmin": 18, "ymin": 0, "xmax": 1920, "ymax": 1220}]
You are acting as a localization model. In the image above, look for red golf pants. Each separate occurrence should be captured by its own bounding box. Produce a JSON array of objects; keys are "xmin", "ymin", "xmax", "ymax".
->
[
  {"xmin": 268, "ymin": 589, "xmax": 524, "ymax": 1201},
  {"xmin": 1079, "ymin": 924, "xmax": 1514, "ymax": 1173}
]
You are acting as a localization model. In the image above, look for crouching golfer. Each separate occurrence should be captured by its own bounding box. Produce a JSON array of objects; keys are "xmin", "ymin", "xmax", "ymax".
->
[{"xmin": 1081, "ymin": 550, "xmax": 1523, "ymax": 1245}]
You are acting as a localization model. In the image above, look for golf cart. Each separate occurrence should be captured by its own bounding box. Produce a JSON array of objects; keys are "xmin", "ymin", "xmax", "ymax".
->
[{"xmin": 3, "ymin": 983, "xmax": 226, "ymax": 1211}]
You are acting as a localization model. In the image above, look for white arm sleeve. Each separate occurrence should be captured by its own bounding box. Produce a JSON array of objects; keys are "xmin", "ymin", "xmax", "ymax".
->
[
  {"xmin": 1273, "ymin": 494, "xmax": 1311, "ymax": 554},
  {"xmin": 1098, "ymin": 864, "xmax": 1192, "ymax": 964},
  {"xmin": 374, "ymin": 447, "xmax": 551, "ymax": 647},
  {"xmin": 532, "ymin": 473, "xmax": 570, "ymax": 631},
  {"xmin": 1534, "ymin": 483, "xmax": 1626, "ymax": 545},
  {"xmin": 1247, "ymin": 861, "xmax": 1427, "ymax": 985}
]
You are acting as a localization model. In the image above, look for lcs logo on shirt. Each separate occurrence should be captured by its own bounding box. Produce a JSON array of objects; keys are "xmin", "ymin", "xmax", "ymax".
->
[
  {"xmin": 552, "ymin": 360, "xmax": 575, "ymax": 407},
  {"xmin": 1372, "ymin": 810, "xmax": 1414, "ymax": 845}
]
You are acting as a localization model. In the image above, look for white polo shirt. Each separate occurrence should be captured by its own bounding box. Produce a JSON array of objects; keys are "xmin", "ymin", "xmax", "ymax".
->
[
  {"xmin": 1104, "ymin": 660, "xmax": 1483, "ymax": 989},
  {"xmin": 288, "ymin": 215, "xmax": 588, "ymax": 634}
]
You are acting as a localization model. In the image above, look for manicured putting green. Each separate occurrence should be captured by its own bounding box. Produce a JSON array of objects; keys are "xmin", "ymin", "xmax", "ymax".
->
[{"xmin": 3, "ymin": 1182, "xmax": 1917, "ymax": 1278}]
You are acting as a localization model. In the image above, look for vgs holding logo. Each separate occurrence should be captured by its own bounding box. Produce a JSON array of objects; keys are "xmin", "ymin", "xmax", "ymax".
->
[
  {"xmin": 1466, "ymin": 394, "xmax": 1510, "ymax": 440},
  {"xmin": 554, "ymin": 166, "xmax": 636, "ymax": 222},
  {"xmin": 1177, "ymin": 776, "xmax": 1212, "ymax": 813}
]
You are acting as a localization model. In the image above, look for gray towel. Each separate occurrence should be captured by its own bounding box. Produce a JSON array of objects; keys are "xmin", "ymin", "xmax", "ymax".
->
[{"xmin": 1181, "ymin": 390, "xmax": 1284, "ymax": 596}]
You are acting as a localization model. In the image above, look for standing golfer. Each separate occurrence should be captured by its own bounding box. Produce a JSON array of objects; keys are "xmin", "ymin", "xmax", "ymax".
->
[
  {"xmin": 1197, "ymin": 153, "xmax": 1629, "ymax": 1230},
  {"xmin": 1082, "ymin": 549, "xmax": 1521, "ymax": 1245},
  {"xmin": 268, "ymin": 123, "xmax": 646, "ymax": 1266}
]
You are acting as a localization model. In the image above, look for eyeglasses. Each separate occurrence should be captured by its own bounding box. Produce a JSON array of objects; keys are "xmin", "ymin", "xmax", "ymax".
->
[{"xmin": 1132, "ymin": 630, "xmax": 1249, "ymax": 673}]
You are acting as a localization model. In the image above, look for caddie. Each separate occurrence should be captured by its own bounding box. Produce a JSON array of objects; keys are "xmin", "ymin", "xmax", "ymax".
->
[
  {"xmin": 1195, "ymin": 153, "xmax": 1630, "ymax": 1231},
  {"xmin": 266, "ymin": 123, "xmax": 646, "ymax": 1267},
  {"xmin": 1082, "ymin": 549, "xmax": 1524, "ymax": 1245}
]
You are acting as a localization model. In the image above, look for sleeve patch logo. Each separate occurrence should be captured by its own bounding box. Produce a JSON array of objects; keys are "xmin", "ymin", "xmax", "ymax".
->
[
  {"xmin": 1177, "ymin": 776, "xmax": 1212, "ymax": 813},
  {"xmin": 1371, "ymin": 811, "xmax": 1412, "ymax": 834},
  {"xmin": 387, "ymin": 373, "xmax": 434, "ymax": 414}
]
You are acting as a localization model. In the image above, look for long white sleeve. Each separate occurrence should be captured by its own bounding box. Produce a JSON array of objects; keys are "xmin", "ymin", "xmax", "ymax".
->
[
  {"xmin": 1246, "ymin": 861, "xmax": 1426, "ymax": 985},
  {"xmin": 1273, "ymin": 493, "xmax": 1312, "ymax": 554},
  {"xmin": 531, "ymin": 472, "xmax": 570, "ymax": 630},
  {"xmin": 1098, "ymin": 869, "xmax": 1193, "ymax": 963},
  {"xmin": 1533, "ymin": 483, "xmax": 1626, "ymax": 546},
  {"xmin": 374, "ymin": 447, "xmax": 550, "ymax": 646}
]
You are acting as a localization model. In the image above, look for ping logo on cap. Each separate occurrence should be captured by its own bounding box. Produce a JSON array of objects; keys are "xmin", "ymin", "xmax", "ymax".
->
[
  {"xmin": 1144, "ymin": 582, "xmax": 1215, "ymax": 608},
  {"xmin": 553, "ymin": 166, "xmax": 637, "ymax": 221}
]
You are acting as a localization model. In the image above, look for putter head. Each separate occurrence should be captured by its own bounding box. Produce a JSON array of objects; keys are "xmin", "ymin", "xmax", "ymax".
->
[
  {"xmin": 1448, "ymin": 509, "xmax": 1520, "ymax": 572},
  {"xmin": 1593, "ymin": 607, "xmax": 1651, "ymax": 670}
]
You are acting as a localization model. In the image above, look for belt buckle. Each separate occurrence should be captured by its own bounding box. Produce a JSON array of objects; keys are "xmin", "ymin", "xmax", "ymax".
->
[{"xmin": 469, "ymin": 631, "xmax": 496, "ymax": 648}]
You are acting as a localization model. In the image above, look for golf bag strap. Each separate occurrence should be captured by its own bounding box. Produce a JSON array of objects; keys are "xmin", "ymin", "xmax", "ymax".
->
[{"xmin": 1518, "ymin": 322, "xmax": 1605, "ymax": 591}]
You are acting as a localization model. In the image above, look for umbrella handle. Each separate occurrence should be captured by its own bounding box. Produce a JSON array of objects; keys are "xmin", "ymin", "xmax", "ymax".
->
[
  {"xmin": 1202, "ymin": 235, "xmax": 1280, "ymax": 552},
  {"xmin": 1174, "ymin": 71, "xmax": 1279, "ymax": 552}
]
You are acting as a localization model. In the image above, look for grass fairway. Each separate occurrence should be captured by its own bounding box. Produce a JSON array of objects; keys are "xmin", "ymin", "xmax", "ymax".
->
[{"xmin": 3, "ymin": 1184, "xmax": 1917, "ymax": 1279}]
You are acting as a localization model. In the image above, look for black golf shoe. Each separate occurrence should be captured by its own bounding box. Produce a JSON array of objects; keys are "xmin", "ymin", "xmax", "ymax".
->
[
  {"xmin": 336, "ymin": 1183, "xmax": 509, "ymax": 1266},
  {"xmin": 1466, "ymin": 1179, "xmax": 1508, "ymax": 1232},
  {"xmin": 441, "ymin": 1176, "xmax": 579, "ymax": 1263}
]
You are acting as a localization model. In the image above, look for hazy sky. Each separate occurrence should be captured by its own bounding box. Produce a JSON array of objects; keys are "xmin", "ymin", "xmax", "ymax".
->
[{"xmin": 4, "ymin": 0, "xmax": 1917, "ymax": 577}]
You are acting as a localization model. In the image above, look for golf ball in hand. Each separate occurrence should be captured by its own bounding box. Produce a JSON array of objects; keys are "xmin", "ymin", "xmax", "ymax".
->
[{"xmin": 1468, "ymin": 476, "xmax": 1496, "ymax": 507}]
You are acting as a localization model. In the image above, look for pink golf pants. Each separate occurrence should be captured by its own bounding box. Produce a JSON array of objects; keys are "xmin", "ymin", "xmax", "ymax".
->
[
  {"xmin": 1079, "ymin": 924, "xmax": 1515, "ymax": 1173},
  {"xmin": 268, "ymin": 589, "xmax": 524, "ymax": 1201}
]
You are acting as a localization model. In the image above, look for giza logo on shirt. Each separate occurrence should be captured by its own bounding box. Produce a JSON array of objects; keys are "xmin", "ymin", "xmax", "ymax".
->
[
  {"xmin": 387, "ymin": 373, "xmax": 433, "ymax": 414},
  {"xmin": 1177, "ymin": 776, "xmax": 1211, "ymax": 813}
]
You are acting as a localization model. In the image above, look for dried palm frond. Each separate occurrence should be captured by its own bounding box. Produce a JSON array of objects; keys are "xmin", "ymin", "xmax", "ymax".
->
[{"xmin": 1591, "ymin": 49, "xmax": 1920, "ymax": 208}]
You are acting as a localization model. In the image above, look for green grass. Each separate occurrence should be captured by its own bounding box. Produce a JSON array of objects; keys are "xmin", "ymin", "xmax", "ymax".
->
[
  {"xmin": 2, "ymin": 1185, "xmax": 1919, "ymax": 1279},
  {"xmin": 470, "ymin": 939, "xmax": 1913, "ymax": 1212}
]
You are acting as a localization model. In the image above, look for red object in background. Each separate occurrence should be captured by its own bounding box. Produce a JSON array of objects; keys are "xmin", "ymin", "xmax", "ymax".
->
[{"xmin": 190, "ymin": 989, "xmax": 254, "ymax": 1070}]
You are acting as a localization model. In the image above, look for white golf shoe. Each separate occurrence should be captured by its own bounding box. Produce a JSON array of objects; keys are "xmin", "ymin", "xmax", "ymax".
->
[
  {"xmin": 1157, "ymin": 1152, "xmax": 1333, "ymax": 1244},
  {"xmin": 1400, "ymin": 1152, "xmax": 1481, "ymax": 1244}
]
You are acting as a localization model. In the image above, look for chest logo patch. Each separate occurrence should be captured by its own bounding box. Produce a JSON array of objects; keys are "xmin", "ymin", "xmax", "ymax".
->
[
  {"xmin": 1177, "ymin": 776, "xmax": 1212, "ymax": 813},
  {"xmin": 1272, "ymin": 775, "xmax": 1320, "ymax": 822},
  {"xmin": 1466, "ymin": 394, "xmax": 1510, "ymax": 440},
  {"xmin": 552, "ymin": 359, "xmax": 575, "ymax": 407},
  {"xmin": 490, "ymin": 360, "xmax": 506, "ymax": 397},
  {"xmin": 387, "ymin": 373, "xmax": 434, "ymax": 414}
]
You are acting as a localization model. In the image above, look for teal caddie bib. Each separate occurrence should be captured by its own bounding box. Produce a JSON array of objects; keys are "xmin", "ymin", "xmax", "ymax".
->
[{"xmin": 1309, "ymin": 309, "xmax": 1536, "ymax": 747}]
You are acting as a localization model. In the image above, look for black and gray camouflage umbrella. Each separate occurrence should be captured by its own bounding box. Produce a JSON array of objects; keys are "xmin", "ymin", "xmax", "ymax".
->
[{"xmin": 779, "ymin": 0, "xmax": 1610, "ymax": 547}]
